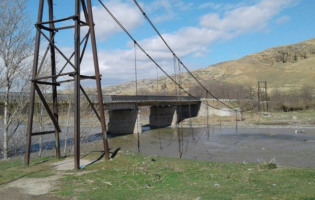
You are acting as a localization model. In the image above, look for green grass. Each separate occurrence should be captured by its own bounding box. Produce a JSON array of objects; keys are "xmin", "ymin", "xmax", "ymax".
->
[
  {"xmin": 0, "ymin": 157, "xmax": 57, "ymax": 185},
  {"xmin": 1, "ymin": 153, "xmax": 315, "ymax": 199},
  {"xmin": 54, "ymin": 152, "xmax": 315, "ymax": 200}
]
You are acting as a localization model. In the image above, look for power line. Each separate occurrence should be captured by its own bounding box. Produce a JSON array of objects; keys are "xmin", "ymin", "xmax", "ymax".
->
[
  {"xmin": 132, "ymin": 0, "xmax": 235, "ymax": 111},
  {"xmin": 98, "ymin": 0, "xmax": 234, "ymax": 110},
  {"xmin": 97, "ymin": 0, "xmax": 228, "ymax": 111}
]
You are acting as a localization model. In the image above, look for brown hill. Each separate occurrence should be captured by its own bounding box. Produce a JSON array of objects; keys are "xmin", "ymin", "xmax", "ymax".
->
[{"xmin": 104, "ymin": 38, "xmax": 315, "ymax": 95}]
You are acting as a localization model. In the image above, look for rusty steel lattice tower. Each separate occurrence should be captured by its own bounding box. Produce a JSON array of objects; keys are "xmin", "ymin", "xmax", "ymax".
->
[
  {"xmin": 25, "ymin": 0, "xmax": 109, "ymax": 169},
  {"xmin": 257, "ymin": 81, "xmax": 269, "ymax": 112}
]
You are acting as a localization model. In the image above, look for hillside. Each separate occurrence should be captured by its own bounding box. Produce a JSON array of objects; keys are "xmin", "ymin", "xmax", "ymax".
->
[{"xmin": 104, "ymin": 38, "xmax": 315, "ymax": 95}]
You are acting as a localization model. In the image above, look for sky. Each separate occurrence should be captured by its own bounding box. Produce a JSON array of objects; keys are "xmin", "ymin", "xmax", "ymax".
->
[{"xmin": 27, "ymin": 0, "xmax": 315, "ymax": 87}]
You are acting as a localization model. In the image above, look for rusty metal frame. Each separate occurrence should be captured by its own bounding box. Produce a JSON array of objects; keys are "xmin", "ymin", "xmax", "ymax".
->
[
  {"xmin": 258, "ymin": 81, "xmax": 269, "ymax": 112},
  {"xmin": 25, "ymin": 0, "xmax": 110, "ymax": 169}
]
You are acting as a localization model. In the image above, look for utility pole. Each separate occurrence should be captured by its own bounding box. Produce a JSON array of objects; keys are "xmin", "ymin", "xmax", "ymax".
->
[
  {"xmin": 257, "ymin": 81, "xmax": 269, "ymax": 112},
  {"xmin": 25, "ymin": 0, "xmax": 110, "ymax": 170}
]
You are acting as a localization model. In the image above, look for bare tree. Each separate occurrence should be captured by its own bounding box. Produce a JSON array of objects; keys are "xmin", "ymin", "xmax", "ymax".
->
[
  {"xmin": 301, "ymin": 85, "xmax": 314, "ymax": 109},
  {"xmin": 0, "ymin": 0, "xmax": 33, "ymax": 159}
]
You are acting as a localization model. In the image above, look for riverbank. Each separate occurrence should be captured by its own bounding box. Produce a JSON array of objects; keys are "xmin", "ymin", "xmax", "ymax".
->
[
  {"xmin": 1, "ymin": 152, "xmax": 315, "ymax": 199},
  {"xmin": 180, "ymin": 109, "xmax": 315, "ymax": 129}
]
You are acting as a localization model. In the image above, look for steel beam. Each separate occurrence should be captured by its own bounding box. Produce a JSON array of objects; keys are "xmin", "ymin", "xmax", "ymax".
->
[
  {"xmin": 74, "ymin": 0, "xmax": 81, "ymax": 170},
  {"xmin": 48, "ymin": 0, "xmax": 61, "ymax": 159},
  {"xmin": 25, "ymin": 0, "xmax": 44, "ymax": 166},
  {"xmin": 25, "ymin": 0, "xmax": 111, "ymax": 169},
  {"xmin": 86, "ymin": 0, "xmax": 110, "ymax": 160}
]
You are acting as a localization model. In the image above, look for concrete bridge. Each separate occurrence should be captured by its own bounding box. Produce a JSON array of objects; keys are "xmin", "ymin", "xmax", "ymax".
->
[
  {"xmin": 102, "ymin": 95, "xmax": 201, "ymax": 135},
  {"xmin": 0, "ymin": 93, "xmax": 201, "ymax": 134}
]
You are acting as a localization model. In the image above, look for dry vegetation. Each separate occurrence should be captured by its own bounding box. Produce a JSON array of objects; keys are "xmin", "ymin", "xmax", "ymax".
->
[{"xmin": 104, "ymin": 38, "xmax": 315, "ymax": 112}]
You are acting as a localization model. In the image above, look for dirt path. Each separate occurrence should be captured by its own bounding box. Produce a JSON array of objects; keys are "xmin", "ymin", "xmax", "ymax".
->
[{"xmin": 0, "ymin": 159, "xmax": 94, "ymax": 200}]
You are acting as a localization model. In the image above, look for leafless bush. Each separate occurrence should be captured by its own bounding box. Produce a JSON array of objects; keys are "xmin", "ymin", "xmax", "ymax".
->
[{"xmin": 269, "ymin": 85, "xmax": 314, "ymax": 111}]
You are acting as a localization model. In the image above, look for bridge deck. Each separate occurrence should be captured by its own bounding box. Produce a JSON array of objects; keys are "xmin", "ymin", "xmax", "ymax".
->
[
  {"xmin": 102, "ymin": 95, "xmax": 200, "ymax": 106},
  {"xmin": 0, "ymin": 93, "xmax": 201, "ymax": 106}
]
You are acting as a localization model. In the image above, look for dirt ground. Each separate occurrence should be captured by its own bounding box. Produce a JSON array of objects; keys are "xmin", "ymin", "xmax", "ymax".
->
[{"xmin": 0, "ymin": 159, "xmax": 94, "ymax": 200}]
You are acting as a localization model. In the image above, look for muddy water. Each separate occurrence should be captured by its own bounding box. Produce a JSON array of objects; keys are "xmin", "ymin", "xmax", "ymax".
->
[
  {"xmin": 109, "ymin": 127, "xmax": 315, "ymax": 168},
  {"xmin": 2, "ymin": 120, "xmax": 315, "ymax": 168}
]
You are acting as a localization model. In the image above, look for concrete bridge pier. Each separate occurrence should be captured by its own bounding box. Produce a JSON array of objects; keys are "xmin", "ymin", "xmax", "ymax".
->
[
  {"xmin": 177, "ymin": 104, "xmax": 200, "ymax": 120},
  {"xmin": 107, "ymin": 108, "xmax": 142, "ymax": 135},
  {"xmin": 150, "ymin": 105, "xmax": 177, "ymax": 128},
  {"xmin": 150, "ymin": 104, "xmax": 200, "ymax": 128}
]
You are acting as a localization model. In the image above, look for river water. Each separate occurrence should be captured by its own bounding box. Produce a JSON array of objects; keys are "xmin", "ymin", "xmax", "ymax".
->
[
  {"xmin": 1, "ymin": 121, "xmax": 315, "ymax": 168},
  {"xmin": 108, "ymin": 126, "xmax": 315, "ymax": 168}
]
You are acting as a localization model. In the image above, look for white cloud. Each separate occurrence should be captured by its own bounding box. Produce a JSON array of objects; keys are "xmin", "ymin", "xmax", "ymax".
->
[
  {"xmin": 91, "ymin": 0, "xmax": 144, "ymax": 41},
  {"xmin": 73, "ymin": 0, "xmax": 301, "ymax": 86},
  {"xmin": 142, "ymin": 0, "xmax": 193, "ymax": 23},
  {"xmin": 133, "ymin": 0, "xmax": 300, "ymax": 57},
  {"xmin": 199, "ymin": 2, "xmax": 247, "ymax": 11},
  {"xmin": 172, "ymin": 0, "xmax": 193, "ymax": 11},
  {"xmin": 133, "ymin": 0, "xmax": 299, "ymax": 65},
  {"xmin": 153, "ymin": 14, "xmax": 175, "ymax": 24},
  {"xmin": 144, "ymin": 0, "xmax": 193, "ymax": 13},
  {"xmin": 199, "ymin": 0, "xmax": 298, "ymax": 35},
  {"xmin": 93, "ymin": 49, "xmax": 166, "ymax": 86},
  {"xmin": 275, "ymin": 15, "xmax": 291, "ymax": 24},
  {"xmin": 199, "ymin": 2, "xmax": 222, "ymax": 10},
  {"xmin": 138, "ymin": 27, "xmax": 218, "ymax": 57}
]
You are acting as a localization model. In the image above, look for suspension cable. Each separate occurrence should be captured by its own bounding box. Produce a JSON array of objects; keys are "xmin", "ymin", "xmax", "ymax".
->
[
  {"xmin": 132, "ymin": 0, "xmax": 235, "ymax": 110},
  {"xmin": 97, "ymin": 0, "xmax": 230, "ymax": 111}
]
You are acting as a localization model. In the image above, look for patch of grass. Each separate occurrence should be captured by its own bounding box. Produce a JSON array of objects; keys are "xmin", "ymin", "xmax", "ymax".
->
[
  {"xmin": 258, "ymin": 158, "xmax": 278, "ymax": 170},
  {"xmin": 0, "ymin": 157, "xmax": 57, "ymax": 185},
  {"xmin": 0, "ymin": 159, "xmax": 24, "ymax": 185},
  {"xmin": 1, "ymin": 153, "xmax": 315, "ymax": 199},
  {"xmin": 54, "ymin": 151, "xmax": 315, "ymax": 200}
]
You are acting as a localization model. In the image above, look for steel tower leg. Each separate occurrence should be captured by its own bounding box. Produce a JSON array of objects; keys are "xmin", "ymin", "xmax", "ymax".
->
[
  {"xmin": 25, "ymin": 0, "xmax": 44, "ymax": 166},
  {"xmin": 25, "ymin": 0, "xmax": 109, "ymax": 169},
  {"xmin": 48, "ymin": 0, "xmax": 61, "ymax": 159},
  {"xmin": 86, "ymin": 0, "xmax": 110, "ymax": 161},
  {"xmin": 74, "ymin": 0, "xmax": 81, "ymax": 170}
]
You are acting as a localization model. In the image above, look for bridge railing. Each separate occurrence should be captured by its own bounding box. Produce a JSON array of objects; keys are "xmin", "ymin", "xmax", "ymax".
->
[
  {"xmin": 0, "ymin": 92, "xmax": 200, "ymax": 103},
  {"xmin": 104, "ymin": 95, "xmax": 199, "ymax": 103}
]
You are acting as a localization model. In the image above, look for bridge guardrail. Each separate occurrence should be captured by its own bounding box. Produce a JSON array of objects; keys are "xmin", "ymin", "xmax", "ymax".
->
[{"xmin": 0, "ymin": 93, "xmax": 200, "ymax": 103}]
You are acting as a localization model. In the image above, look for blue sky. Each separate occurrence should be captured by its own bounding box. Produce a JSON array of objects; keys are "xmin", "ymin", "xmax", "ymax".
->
[{"xmin": 27, "ymin": 0, "xmax": 315, "ymax": 87}]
